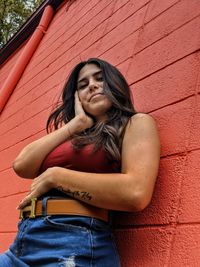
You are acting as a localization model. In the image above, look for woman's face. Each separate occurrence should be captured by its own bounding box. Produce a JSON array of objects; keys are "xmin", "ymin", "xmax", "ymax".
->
[{"xmin": 77, "ymin": 63, "xmax": 112, "ymax": 121}]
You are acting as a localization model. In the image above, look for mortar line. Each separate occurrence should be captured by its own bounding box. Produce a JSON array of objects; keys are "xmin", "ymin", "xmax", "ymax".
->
[
  {"xmin": 0, "ymin": 83, "xmax": 59, "ymax": 127},
  {"xmin": 0, "ymin": 191, "xmax": 29, "ymax": 199}
]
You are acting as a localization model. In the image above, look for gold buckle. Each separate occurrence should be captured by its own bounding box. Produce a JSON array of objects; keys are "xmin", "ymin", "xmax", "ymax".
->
[{"xmin": 19, "ymin": 198, "xmax": 37, "ymax": 219}]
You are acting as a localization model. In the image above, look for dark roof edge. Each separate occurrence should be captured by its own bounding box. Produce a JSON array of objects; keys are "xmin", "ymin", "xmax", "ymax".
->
[{"xmin": 0, "ymin": 0, "xmax": 64, "ymax": 66}]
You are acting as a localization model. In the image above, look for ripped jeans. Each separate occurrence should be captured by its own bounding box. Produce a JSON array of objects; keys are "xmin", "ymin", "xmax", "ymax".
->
[{"xmin": 0, "ymin": 199, "xmax": 121, "ymax": 267}]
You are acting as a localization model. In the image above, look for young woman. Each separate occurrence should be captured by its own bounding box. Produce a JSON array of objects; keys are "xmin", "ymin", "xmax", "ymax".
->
[{"xmin": 0, "ymin": 58, "xmax": 160, "ymax": 267}]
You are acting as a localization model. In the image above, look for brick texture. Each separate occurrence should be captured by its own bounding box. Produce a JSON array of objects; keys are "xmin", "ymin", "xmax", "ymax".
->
[{"xmin": 115, "ymin": 227, "xmax": 174, "ymax": 267}]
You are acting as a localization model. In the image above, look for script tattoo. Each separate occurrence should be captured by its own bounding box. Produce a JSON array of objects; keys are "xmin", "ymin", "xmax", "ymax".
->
[{"xmin": 57, "ymin": 186, "xmax": 92, "ymax": 201}]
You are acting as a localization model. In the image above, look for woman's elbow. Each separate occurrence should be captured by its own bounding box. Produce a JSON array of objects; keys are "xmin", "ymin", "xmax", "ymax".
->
[
  {"xmin": 13, "ymin": 159, "xmax": 35, "ymax": 178},
  {"xmin": 13, "ymin": 158, "xmax": 22, "ymax": 173},
  {"xmin": 13, "ymin": 159, "xmax": 26, "ymax": 177},
  {"xmin": 126, "ymin": 190, "xmax": 152, "ymax": 212}
]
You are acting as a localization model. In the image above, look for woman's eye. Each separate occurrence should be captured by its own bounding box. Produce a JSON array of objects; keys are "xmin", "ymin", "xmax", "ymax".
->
[
  {"xmin": 78, "ymin": 84, "xmax": 87, "ymax": 90},
  {"xmin": 96, "ymin": 76, "xmax": 103, "ymax": 81}
]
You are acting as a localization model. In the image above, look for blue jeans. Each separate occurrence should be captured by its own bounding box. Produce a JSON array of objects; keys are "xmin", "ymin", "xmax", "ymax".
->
[{"xmin": 0, "ymin": 199, "xmax": 121, "ymax": 267}]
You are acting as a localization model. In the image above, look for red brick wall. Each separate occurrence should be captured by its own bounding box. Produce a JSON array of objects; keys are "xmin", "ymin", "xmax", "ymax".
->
[{"xmin": 0, "ymin": 0, "xmax": 200, "ymax": 265}]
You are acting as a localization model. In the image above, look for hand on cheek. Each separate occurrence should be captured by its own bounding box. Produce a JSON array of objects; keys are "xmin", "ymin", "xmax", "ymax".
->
[{"xmin": 74, "ymin": 91, "xmax": 93, "ymax": 129}]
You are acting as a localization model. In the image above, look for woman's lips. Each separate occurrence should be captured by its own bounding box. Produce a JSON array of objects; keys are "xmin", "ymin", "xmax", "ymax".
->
[{"xmin": 90, "ymin": 93, "xmax": 103, "ymax": 101}]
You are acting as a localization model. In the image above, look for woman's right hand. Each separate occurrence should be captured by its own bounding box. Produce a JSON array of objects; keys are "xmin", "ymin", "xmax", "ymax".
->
[{"xmin": 73, "ymin": 91, "xmax": 94, "ymax": 131}]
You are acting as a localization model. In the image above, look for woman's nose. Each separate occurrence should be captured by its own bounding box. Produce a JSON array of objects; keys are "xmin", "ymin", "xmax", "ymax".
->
[{"xmin": 89, "ymin": 81, "xmax": 98, "ymax": 91}]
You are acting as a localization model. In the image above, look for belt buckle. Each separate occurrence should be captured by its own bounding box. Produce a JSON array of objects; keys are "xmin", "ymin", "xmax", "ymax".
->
[{"xmin": 20, "ymin": 197, "xmax": 37, "ymax": 219}]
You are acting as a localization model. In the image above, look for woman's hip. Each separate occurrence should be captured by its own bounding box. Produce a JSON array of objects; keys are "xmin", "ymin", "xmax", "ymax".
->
[{"xmin": 4, "ymin": 215, "xmax": 121, "ymax": 267}]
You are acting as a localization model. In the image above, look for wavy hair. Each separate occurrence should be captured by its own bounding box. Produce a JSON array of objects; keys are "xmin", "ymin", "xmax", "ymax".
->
[{"xmin": 46, "ymin": 58, "xmax": 137, "ymax": 162}]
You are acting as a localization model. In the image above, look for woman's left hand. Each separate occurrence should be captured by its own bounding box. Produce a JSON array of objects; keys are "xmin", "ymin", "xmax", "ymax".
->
[
  {"xmin": 17, "ymin": 167, "xmax": 59, "ymax": 210},
  {"xmin": 74, "ymin": 91, "xmax": 94, "ymax": 130}
]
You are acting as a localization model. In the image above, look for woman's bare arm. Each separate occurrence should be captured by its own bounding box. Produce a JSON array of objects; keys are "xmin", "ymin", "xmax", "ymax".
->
[
  {"xmin": 13, "ymin": 93, "xmax": 93, "ymax": 178},
  {"xmin": 18, "ymin": 113, "xmax": 160, "ymax": 212}
]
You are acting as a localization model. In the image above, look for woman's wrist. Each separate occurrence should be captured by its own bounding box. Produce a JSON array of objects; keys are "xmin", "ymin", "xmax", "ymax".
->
[
  {"xmin": 51, "ymin": 167, "xmax": 64, "ymax": 188},
  {"xmin": 69, "ymin": 114, "xmax": 93, "ymax": 133}
]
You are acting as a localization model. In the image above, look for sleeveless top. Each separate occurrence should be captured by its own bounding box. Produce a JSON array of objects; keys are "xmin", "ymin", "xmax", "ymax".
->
[{"xmin": 39, "ymin": 140, "xmax": 121, "ymax": 197}]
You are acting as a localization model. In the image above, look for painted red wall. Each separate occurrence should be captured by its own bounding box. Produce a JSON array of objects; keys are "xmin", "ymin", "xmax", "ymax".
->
[{"xmin": 0, "ymin": 0, "xmax": 200, "ymax": 265}]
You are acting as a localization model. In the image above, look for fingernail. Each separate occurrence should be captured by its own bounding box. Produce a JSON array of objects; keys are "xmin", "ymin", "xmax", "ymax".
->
[{"xmin": 17, "ymin": 203, "xmax": 22, "ymax": 209}]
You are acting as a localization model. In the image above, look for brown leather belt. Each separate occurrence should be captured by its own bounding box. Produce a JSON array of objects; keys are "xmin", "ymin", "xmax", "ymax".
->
[{"xmin": 19, "ymin": 198, "xmax": 108, "ymax": 222}]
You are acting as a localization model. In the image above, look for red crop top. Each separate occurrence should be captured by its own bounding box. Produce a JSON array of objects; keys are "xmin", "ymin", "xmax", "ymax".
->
[
  {"xmin": 39, "ymin": 140, "xmax": 121, "ymax": 198},
  {"xmin": 39, "ymin": 140, "xmax": 121, "ymax": 174}
]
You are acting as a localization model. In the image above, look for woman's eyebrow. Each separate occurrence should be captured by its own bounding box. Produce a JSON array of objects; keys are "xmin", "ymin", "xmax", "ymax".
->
[{"xmin": 77, "ymin": 71, "xmax": 102, "ymax": 84}]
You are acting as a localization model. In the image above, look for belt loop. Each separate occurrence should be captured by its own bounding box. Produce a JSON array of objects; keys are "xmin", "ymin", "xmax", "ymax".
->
[
  {"xmin": 42, "ymin": 197, "xmax": 51, "ymax": 216},
  {"xmin": 42, "ymin": 196, "xmax": 58, "ymax": 216}
]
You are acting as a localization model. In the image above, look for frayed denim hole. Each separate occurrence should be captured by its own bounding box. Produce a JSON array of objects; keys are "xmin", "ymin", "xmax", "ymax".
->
[{"xmin": 58, "ymin": 255, "xmax": 76, "ymax": 267}]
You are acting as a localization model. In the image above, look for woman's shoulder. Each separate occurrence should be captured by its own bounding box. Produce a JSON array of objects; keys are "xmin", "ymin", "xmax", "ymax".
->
[
  {"xmin": 124, "ymin": 112, "xmax": 158, "ymax": 138},
  {"xmin": 128, "ymin": 112, "xmax": 157, "ymax": 126},
  {"xmin": 122, "ymin": 112, "xmax": 160, "ymax": 154}
]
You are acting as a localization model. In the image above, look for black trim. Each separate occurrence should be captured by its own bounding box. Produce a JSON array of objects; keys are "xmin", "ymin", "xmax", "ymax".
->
[{"xmin": 0, "ymin": 0, "xmax": 64, "ymax": 66}]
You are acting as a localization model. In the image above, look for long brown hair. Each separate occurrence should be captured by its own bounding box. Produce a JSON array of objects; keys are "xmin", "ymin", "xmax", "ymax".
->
[{"xmin": 46, "ymin": 58, "xmax": 137, "ymax": 161}]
